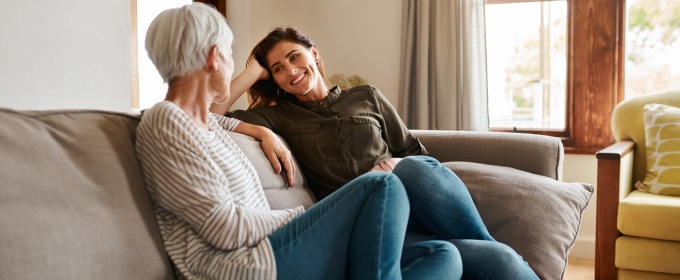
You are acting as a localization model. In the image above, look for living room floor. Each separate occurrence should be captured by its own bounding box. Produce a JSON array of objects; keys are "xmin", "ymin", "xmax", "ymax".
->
[{"xmin": 564, "ymin": 258, "xmax": 595, "ymax": 279}]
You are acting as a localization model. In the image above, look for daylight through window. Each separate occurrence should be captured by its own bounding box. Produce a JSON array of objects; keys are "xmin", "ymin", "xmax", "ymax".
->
[
  {"xmin": 136, "ymin": 0, "xmax": 193, "ymax": 110},
  {"xmin": 625, "ymin": 0, "xmax": 680, "ymax": 99},
  {"xmin": 486, "ymin": 0, "xmax": 568, "ymax": 130}
]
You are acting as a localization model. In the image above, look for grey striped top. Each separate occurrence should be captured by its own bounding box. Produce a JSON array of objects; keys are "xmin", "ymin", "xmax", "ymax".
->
[{"xmin": 135, "ymin": 101, "xmax": 304, "ymax": 280}]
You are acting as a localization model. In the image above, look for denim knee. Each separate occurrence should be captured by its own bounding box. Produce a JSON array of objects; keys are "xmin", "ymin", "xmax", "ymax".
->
[
  {"xmin": 483, "ymin": 242, "xmax": 532, "ymax": 275},
  {"xmin": 359, "ymin": 171, "xmax": 404, "ymax": 189},
  {"xmin": 402, "ymin": 241, "xmax": 463, "ymax": 279},
  {"xmin": 400, "ymin": 155, "xmax": 439, "ymax": 167}
]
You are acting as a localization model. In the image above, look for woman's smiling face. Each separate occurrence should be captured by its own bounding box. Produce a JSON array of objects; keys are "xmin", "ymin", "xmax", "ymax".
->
[{"xmin": 266, "ymin": 40, "xmax": 325, "ymax": 99}]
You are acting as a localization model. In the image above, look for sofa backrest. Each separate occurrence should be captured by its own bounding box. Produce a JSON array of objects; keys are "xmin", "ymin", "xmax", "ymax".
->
[
  {"xmin": 0, "ymin": 109, "xmax": 174, "ymax": 279},
  {"xmin": 0, "ymin": 108, "xmax": 318, "ymax": 279}
]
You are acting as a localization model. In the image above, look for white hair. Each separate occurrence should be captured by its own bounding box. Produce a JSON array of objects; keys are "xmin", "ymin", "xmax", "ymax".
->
[{"xmin": 145, "ymin": 3, "xmax": 233, "ymax": 84}]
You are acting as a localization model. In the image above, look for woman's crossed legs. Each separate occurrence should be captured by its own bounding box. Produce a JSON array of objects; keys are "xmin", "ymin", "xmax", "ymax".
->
[
  {"xmin": 393, "ymin": 156, "xmax": 539, "ymax": 280},
  {"xmin": 269, "ymin": 171, "xmax": 462, "ymax": 280}
]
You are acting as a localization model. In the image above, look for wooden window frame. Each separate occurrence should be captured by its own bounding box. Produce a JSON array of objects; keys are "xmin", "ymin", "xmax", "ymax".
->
[
  {"xmin": 129, "ymin": 0, "xmax": 228, "ymax": 110},
  {"xmin": 487, "ymin": 0, "xmax": 625, "ymax": 154}
]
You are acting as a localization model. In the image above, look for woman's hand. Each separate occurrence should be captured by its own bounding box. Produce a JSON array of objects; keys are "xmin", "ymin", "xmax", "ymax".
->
[
  {"xmin": 260, "ymin": 129, "xmax": 296, "ymax": 187},
  {"xmin": 246, "ymin": 55, "xmax": 269, "ymax": 81},
  {"xmin": 369, "ymin": 158, "xmax": 403, "ymax": 173},
  {"xmin": 234, "ymin": 122, "xmax": 296, "ymax": 187}
]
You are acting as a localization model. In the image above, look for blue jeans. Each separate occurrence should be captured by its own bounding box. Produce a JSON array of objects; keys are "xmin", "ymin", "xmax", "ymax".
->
[
  {"xmin": 393, "ymin": 156, "xmax": 539, "ymax": 280},
  {"xmin": 269, "ymin": 172, "xmax": 462, "ymax": 280}
]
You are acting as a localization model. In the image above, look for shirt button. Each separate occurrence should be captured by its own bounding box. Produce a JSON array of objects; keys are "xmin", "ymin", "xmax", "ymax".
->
[{"xmin": 319, "ymin": 101, "xmax": 324, "ymax": 105}]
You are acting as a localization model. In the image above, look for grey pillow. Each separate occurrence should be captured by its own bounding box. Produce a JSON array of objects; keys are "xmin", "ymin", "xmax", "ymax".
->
[
  {"xmin": 442, "ymin": 161, "xmax": 594, "ymax": 280},
  {"xmin": 226, "ymin": 131, "xmax": 317, "ymax": 210}
]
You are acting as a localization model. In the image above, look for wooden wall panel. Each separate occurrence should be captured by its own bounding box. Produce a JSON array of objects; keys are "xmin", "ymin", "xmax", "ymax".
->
[{"xmin": 193, "ymin": 0, "xmax": 227, "ymax": 18}]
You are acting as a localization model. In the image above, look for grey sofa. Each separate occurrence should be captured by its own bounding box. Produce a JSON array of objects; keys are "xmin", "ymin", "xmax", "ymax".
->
[{"xmin": 0, "ymin": 108, "xmax": 592, "ymax": 280}]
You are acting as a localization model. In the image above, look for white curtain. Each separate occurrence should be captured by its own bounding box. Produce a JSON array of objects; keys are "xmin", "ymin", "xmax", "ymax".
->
[{"xmin": 399, "ymin": 0, "xmax": 489, "ymax": 131}]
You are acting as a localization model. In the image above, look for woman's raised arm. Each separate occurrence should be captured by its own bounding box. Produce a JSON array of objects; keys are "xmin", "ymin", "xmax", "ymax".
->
[{"xmin": 210, "ymin": 56, "xmax": 268, "ymax": 115}]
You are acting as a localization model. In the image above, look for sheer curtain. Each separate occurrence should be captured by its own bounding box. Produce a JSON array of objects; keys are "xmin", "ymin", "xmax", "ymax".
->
[{"xmin": 398, "ymin": 0, "xmax": 489, "ymax": 131}]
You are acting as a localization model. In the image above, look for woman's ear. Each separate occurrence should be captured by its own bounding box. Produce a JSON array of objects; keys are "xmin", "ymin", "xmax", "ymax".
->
[
  {"xmin": 311, "ymin": 46, "xmax": 320, "ymax": 62},
  {"xmin": 205, "ymin": 45, "xmax": 221, "ymax": 73}
]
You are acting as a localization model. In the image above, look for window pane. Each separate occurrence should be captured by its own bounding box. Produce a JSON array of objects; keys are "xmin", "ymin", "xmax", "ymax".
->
[
  {"xmin": 137, "ymin": 0, "xmax": 192, "ymax": 110},
  {"xmin": 625, "ymin": 0, "xmax": 680, "ymax": 99},
  {"xmin": 486, "ymin": 1, "xmax": 568, "ymax": 129}
]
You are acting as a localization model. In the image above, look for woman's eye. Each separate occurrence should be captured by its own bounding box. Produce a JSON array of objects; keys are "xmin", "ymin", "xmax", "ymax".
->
[
  {"xmin": 290, "ymin": 54, "xmax": 298, "ymax": 61},
  {"xmin": 274, "ymin": 66, "xmax": 283, "ymax": 73}
]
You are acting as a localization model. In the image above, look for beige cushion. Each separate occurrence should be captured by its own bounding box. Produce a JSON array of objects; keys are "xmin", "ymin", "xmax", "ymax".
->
[
  {"xmin": 618, "ymin": 190, "xmax": 680, "ymax": 241},
  {"xmin": 616, "ymin": 235, "xmax": 680, "ymax": 275},
  {"xmin": 442, "ymin": 161, "xmax": 593, "ymax": 280},
  {"xmin": 0, "ymin": 109, "xmax": 173, "ymax": 279},
  {"xmin": 638, "ymin": 103, "xmax": 680, "ymax": 195},
  {"xmin": 226, "ymin": 131, "xmax": 317, "ymax": 210}
]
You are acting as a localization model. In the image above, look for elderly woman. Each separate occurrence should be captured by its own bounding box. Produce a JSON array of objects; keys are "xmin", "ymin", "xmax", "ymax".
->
[
  {"xmin": 211, "ymin": 27, "xmax": 540, "ymax": 279},
  {"xmin": 135, "ymin": 4, "xmax": 461, "ymax": 280}
]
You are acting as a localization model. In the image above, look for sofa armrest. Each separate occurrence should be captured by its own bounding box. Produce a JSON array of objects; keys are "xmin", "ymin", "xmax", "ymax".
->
[
  {"xmin": 410, "ymin": 130, "xmax": 564, "ymax": 180},
  {"xmin": 595, "ymin": 140, "xmax": 635, "ymax": 280}
]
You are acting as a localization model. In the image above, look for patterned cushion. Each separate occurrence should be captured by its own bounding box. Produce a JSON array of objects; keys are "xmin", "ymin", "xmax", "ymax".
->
[{"xmin": 636, "ymin": 103, "xmax": 680, "ymax": 196}]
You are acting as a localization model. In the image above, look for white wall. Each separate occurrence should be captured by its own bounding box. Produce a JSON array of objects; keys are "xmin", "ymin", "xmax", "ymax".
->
[
  {"xmin": 562, "ymin": 154, "xmax": 598, "ymax": 259},
  {"xmin": 0, "ymin": 0, "xmax": 131, "ymax": 112}
]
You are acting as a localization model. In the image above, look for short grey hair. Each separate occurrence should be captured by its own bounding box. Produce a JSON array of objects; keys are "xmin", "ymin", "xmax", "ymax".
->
[{"xmin": 145, "ymin": 3, "xmax": 233, "ymax": 84}]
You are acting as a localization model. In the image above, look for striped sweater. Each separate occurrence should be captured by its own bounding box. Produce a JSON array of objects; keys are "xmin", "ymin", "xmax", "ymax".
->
[{"xmin": 135, "ymin": 101, "xmax": 304, "ymax": 280}]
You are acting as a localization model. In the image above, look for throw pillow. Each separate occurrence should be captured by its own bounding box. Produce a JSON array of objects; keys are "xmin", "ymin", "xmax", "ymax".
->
[
  {"xmin": 442, "ymin": 161, "xmax": 594, "ymax": 280},
  {"xmin": 636, "ymin": 103, "xmax": 680, "ymax": 196},
  {"xmin": 225, "ymin": 131, "xmax": 317, "ymax": 210}
]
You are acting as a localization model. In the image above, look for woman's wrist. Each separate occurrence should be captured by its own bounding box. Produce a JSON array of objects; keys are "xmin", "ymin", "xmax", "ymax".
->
[
  {"xmin": 253, "ymin": 125, "xmax": 274, "ymax": 141},
  {"xmin": 245, "ymin": 58, "xmax": 269, "ymax": 80}
]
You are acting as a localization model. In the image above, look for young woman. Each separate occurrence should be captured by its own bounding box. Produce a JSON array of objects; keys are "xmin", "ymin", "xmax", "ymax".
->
[
  {"xmin": 212, "ymin": 27, "xmax": 540, "ymax": 279},
  {"xmin": 136, "ymin": 4, "xmax": 461, "ymax": 280}
]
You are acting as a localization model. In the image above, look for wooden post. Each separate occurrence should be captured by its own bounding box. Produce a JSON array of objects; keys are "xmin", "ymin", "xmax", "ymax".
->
[{"xmin": 595, "ymin": 140, "xmax": 634, "ymax": 280}]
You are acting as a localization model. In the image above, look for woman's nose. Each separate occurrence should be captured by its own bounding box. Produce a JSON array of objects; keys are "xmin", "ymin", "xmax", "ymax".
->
[{"xmin": 287, "ymin": 66, "xmax": 297, "ymax": 75}]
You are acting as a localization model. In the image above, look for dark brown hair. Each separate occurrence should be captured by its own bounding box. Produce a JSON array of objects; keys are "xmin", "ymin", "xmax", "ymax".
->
[{"xmin": 246, "ymin": 27, "xmax": 330, "ymax": 109}]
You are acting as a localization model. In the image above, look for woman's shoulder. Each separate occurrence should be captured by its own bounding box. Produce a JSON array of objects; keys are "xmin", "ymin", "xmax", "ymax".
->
[
  {"xmin": 344, "ymin": 84, "xmax": 377, "ymax": 94},
  {"xmin": 140, "ymin": 101, "xmax": 191, "ymax": 131},
  {"xmin": 142, "ymin": 101, "xmax": 179, "ymax": 119},
  {"xmin": 342, "ymin": 85, "xmax": 387, "ymax": 101}
]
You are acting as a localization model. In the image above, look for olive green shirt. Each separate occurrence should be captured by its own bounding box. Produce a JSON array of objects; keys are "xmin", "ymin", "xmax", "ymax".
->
[{"xmin": 228, "ymin": 85, "xmax": 428, "ymax": 199}]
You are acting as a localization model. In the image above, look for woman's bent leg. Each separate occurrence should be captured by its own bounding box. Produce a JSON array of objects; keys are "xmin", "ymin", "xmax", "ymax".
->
[
  {"xmin": 392, "ymin": 156, "xmax": 494, "ymax": 240},
  {"xmin": 401, "ymin": 241, "xmax": 462, "ymax": 280},
  {"xmin": 269, "ymin": 172, "xmax": 409, "ymax": 280},
  {"xmin": 447, "ymin": 239, "xmax": 539, "ymax": 280}
]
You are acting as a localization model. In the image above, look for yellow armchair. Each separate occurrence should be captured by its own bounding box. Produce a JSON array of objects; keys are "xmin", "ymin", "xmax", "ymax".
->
[{"xmin": 596, "ymin": 90, "xmax": 680, "ymax": 279}]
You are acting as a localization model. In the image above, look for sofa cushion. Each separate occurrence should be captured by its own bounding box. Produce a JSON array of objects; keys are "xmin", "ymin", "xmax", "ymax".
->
[
  {"xmin": 615, "ymin": 235, "xmax": 680, "ymax": 275},
  {"xmin": 0, "ymin": 109, "xmax": 173, "ymax": 279},
  {"xmin": 638, "ymin": 103, "xmax": 680, "ymax": 196},
  {"xmin": 618, "ymin": 268, "xmax": 680, "ymax": 280},
  {"xmin": 442, "ymin": 162, "xmax": 593, "ymax": 280},
  {"xmin": 226, "ymin": 131, "xmax": 317, "ymax": 210},
  {"xmin": 618, "ymin": 190, "xmax": 680, "ymax": 241}
]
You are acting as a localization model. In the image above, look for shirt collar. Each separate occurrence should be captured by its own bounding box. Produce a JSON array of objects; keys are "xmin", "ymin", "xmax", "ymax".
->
[{"xmin": 296, "ymin": 86, "xmax": 341, "ymax": 109}]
